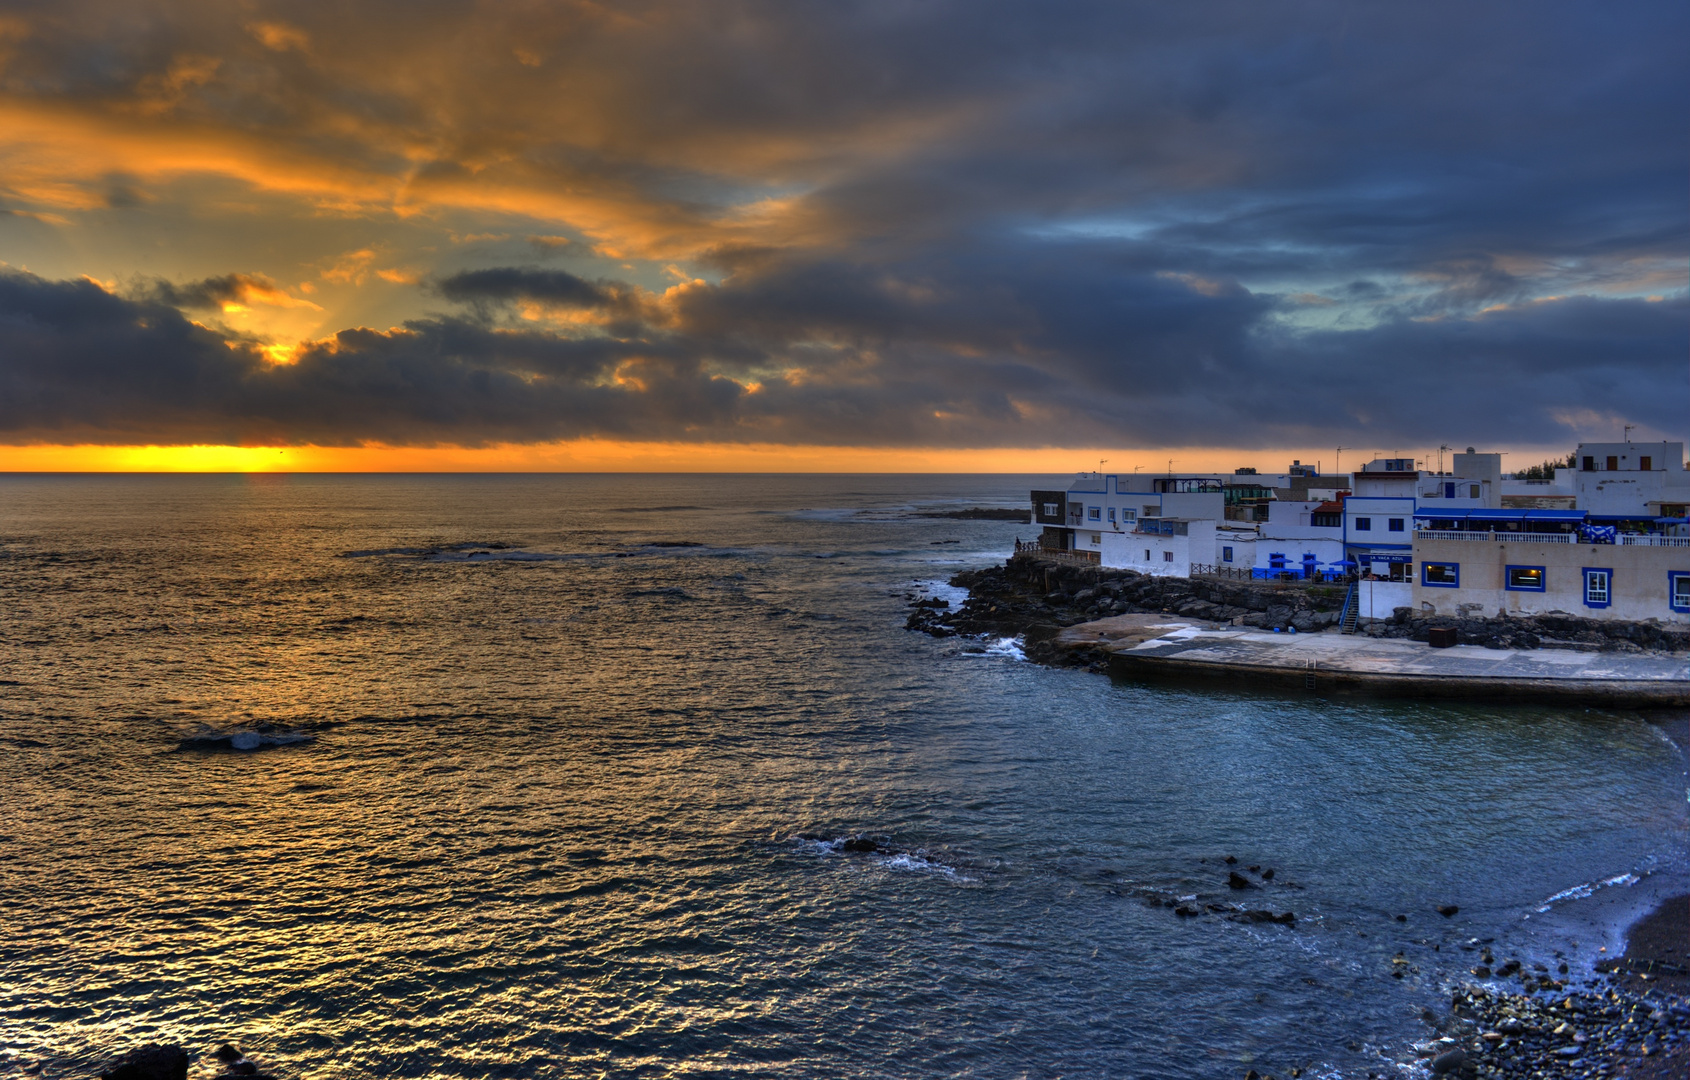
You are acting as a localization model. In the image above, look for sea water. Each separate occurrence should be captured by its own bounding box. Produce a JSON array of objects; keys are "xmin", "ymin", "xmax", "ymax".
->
[{"xmin": 0, "ymin": 474, "xmax": 1684, "ymax": 1079}]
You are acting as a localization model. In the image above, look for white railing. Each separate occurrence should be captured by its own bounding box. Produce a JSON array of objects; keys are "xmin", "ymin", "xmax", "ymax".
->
[
  {"xmin": 1414, "ymin": 530, "xmax": 1575, "ymax": 543},
  {"xmin": 1415, "ymin": 530, "xmax": 1690, "ymax": 547}
]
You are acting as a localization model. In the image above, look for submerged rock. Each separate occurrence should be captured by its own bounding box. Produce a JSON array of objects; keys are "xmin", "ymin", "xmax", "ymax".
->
[{"xmin": 99, "ymin": 1046, "xmax": 188, "ymax": 1080}]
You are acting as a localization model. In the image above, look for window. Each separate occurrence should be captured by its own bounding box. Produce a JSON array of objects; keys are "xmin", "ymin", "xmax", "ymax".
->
[
  {"xmin": 1640, "ymin": 456, "xmax": 1652, "ymax": 471},
  {"xmin": 1423, "ymin": 562, "xmax": 1459, "ymax": 587},
  {"xmin": 1444, "ymin": 482, "xmax": 1456, "ymax": 499},
  {"xmin": 1090, "ymin": 533, "xmax": 1101, "ymax": 545},
  {"xmin": 1582, "ymin": 569, "xmax": 1611, "ymax": 608},
  {"xmin": 1505, "ymin": 565, "xmax": 1546, "ymax": 592},
  {"xmin": 1088, "ymin": 506, "xmax": 1101, "ymax": 521},
  {"xmin": 1121, "ymin": 509, "xmax": 1136, "ymax": 522},
  {"xmin": 1222, "ymin": 545, "xmax": 1234, "ymax": 563},
  {"xmin": 1582, "ymin": 456, "xmax": 1595, "ymax": 471},
  {"xmin": 1470, "ymin": 484, "xmax": 1480, "ymax": 499},
  {"xmin": 1107, "ymin": 507, "xmax": 1116, "ymax": 522},
  {"xmin": 1144, "ymin": 549, "xmax": 1151, "ymax": 561},
  {"xmin": 1671, "ymin": 573, "xmax": 1690, "ymax": 613},
  {"xmin": 1042, "ymin": 502, "xmax": 1059, "ymax": 517},
  {"xmin": 1163, "ymin": 551, "xmax": 1174, "ymax": 563},
  {"xmin": 1354, "ymin": 517, "xmax": 1372, "ymax": 531},
  {"xmin": 1388, "ymin": 518, "xmax": 1404, "ymax": 532},
  {"xmin": 1312, "ymin": 512, "xmax": 1341, "ymax": 527}
]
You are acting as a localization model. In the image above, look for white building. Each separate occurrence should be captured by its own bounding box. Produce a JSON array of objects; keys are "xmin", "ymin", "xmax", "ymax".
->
[
  {"xmin": 1253, "ymin": 499, "xmax": 1344, "ymax": 575},
  {"xmin": 1035, "ymin": 472, "xmax": 1266, "ymax": 568},
  {"xmin": 1571, "ymin": 441, "xmax": 1690, "ymax": 517},
  {"xmin": 1345, "ymin": 452, "xmax": 1502, "ymax": 580},
  {"xmin": 1102, "ymin": 518, "xmax": 1218, "ymax": 577}
]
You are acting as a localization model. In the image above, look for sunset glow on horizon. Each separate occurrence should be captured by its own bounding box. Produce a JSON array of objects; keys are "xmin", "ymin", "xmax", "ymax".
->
[
  {"xmin": 0, "ymin": 440, "xmax": 1476, "ymax": 476},
  {"xmin": 0, "ymin": 3, "xmax": 1681, "ymax": 466}
]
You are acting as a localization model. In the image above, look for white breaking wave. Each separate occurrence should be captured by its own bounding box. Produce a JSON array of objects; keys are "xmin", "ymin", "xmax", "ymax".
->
[
  {"xmin": 1535, "ymin": 871, "xmax": 1641, "ymax": 912},
  {"xmin": 981, "ymin": 636, "xmax": 1027, "ymax": 661},
  {"xmin": 880, "ymin": 852, "xmax": 972, "ymax": 881}
]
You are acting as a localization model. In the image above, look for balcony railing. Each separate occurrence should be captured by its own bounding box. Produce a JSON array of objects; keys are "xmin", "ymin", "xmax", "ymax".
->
[
  {"xmin": 1415, "ymin": 529, "xmax": 1688, "ymax": 546},
  {"xmin": 1414, "ymin": 530, "xmax": 1574, "ymax": 543},
  {"xmin": 1014, "ymin": 538, "xmax": 1100, "ymax": 564}
]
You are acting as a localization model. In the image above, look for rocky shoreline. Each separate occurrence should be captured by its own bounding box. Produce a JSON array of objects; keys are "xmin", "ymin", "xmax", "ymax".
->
[
  {"xmin": 910, "ymin": 555, "xmax": 1690, "ymax": 1077},
  {"xmin": 907, "ymin": 554, "xmax": 1690, "ymax": 664}
]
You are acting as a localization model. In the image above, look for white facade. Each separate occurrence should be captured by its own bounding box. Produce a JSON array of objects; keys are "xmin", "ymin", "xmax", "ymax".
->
[
  {"xmin": 1099, "ymin": 519, "xmax": 1216, "ymax": 576},
  {"xmin": 1215, "ymin": 526, "xmax": 1258, "ymax": 572},
  {"xmin": 1253, "ymin": 500, "xmax": 1343, "ymax": 573},
  {"xmin": 1571, "ymin": 441, "xmax": 1690, "ymax": 516},
  {"xmin": 1353, "ymin": 452, "xmax": 1500, "ymax": 509}
]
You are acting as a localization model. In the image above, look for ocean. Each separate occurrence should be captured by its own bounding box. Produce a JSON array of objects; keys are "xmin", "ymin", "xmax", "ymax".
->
[{"xmin": 1, "ymin": 473, "xmax": 1685, "ymax": 1079}]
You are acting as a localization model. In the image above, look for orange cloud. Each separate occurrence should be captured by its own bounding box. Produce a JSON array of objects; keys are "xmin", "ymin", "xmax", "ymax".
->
[{"xmin": 247, "ymin": 21, "xmax": 310, "ymax": 53}]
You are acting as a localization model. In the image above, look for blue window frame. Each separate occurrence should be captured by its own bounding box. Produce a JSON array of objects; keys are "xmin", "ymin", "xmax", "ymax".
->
[
  {"xmin": 1088, "ymin": 506, "xmax": 1101, "ymax": 521},
  {"xmin": 1388, "ymin": 518, "xmax": 1404, "ymax": 532},
  {"xmin": 1422, "ymin": 562, "xmax": 1459, "ymax": 587},
  {"xmin": 1222, "ymin": 545, "xmax": 1233, "ymax": 563},
  {"xmin": 1354, "ymin": 517, "xmax": 1372, "ymax": 531},
  {"xmin": 1505, "ymin": 565, "xmax": 1546, "ymax": 592},
  {"xmin": 1107, "ymin": 507, "xmax": 1116, "ymax": 522},
  {"xmin": 1670, "ymin": 573, "xmax": 1690, "ymax": 613},
  {"xmin": 1582, "ymin": 568, "xmax": 1611, "ymax": 609}
]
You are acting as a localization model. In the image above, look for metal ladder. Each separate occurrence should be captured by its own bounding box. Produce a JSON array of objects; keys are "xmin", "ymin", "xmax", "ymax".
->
[
  {"xmin": 1304, "ymin": 659, "xmax": 1317, "ymax": 690},
  {"xmin": 1340, "ymin": 583, "xmax": 1361, "ymax": 635}
]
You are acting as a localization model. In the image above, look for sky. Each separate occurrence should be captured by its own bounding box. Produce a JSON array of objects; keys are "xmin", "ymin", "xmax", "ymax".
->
[{"xmin": 0, "ymin": 1, "xmax": 1684, "ymax": 472}]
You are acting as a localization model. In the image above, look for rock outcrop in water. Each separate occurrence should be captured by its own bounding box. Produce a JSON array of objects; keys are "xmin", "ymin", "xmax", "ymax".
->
[
  {"xmin": 906, "ymin": 553, "xmax": 1346, "ymax": 665},
  {"xmin": 99, "ymin": 1046, "xmax": 187, "ymax": 1080},
  {"xmin": 906, "ymin": 553, "xmax": 1690, "ymax": 662}
]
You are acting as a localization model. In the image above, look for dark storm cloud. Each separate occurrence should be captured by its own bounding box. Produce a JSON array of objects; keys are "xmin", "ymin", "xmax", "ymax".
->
[
  {"xmin": 137, "ymin": 273, "xmax": 292, "ymax": 310},
  {"xmin": 435, "ymin": 268, "xmax": 608, "ymax": 309},
  {"xmin": 0, "ymin": 0, "xmax": 1683, "ymax": 447},
  {"xmin": 2, "ymin": 261, "xmax": 1682, "ymax": 448}
]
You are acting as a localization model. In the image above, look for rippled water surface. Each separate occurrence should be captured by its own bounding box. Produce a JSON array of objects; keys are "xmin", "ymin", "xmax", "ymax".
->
[{"xmin": 1, "ymin": 474, "xmax": 1685, "ymax": 1079}]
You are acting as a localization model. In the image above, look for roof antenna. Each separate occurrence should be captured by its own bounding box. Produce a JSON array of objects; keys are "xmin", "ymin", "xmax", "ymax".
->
[
  {"xmin": 1623, "ymin": 424, "xmax": 1634, "ymax": 442},
  {"xmin": 1099, "ymin": 458, "xmax": 1107, "ymax": 476},
  {"xmin": 1335, "ymin": 447, "xmax": 1350, "ymax": 475}
]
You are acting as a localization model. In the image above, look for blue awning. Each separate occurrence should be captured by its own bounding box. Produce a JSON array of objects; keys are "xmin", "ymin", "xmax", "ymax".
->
[
  {"xmin": 1520, "ymin": 509, "xmax": 1586, "ymax": 523},
  {"xmin": 1587, "ymin": 513, "xmax": 1683, "ymax": 523}
]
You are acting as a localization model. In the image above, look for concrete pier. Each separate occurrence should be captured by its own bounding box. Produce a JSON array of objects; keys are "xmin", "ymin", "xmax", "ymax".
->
[{"xmin": 1062, "ymin": 616, "xmax": 1690, "ymax": 706}]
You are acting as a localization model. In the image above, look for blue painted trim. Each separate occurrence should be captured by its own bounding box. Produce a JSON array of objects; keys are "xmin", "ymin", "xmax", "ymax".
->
[
  {"xmin": 1504, "ymin": 565, "xmax": 1547, "ymax": 592},
  {"xmin": 1581, "ymin": 567, "xmax": 1612, "ymax": 609},
  {"xmin": 1670, "ymin": 572, "xmax": 1690, "ymax": 613},
  {"xmin": 1422, "ymin": 562, "xmax": 1460, "ymax": 588}
]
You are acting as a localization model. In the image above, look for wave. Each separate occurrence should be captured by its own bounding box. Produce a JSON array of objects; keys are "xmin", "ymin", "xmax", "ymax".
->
[
  {"xmin": 178, "ymin": 724, "xmax": 315, "ymax": 752},
  {"xmin": 980, "ymin": 636, "xmax": 1028, "ymax": 661},
  {"xmin": 793, "ymin": 834, "xmax": 974, "ymax": 881},
  {"xmin": 1534, "ymin": 871, "xmax": 1641, "ymax": 912}
]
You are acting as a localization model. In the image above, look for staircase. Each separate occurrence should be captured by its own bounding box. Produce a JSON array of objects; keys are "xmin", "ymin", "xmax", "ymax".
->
[{"xmin": 1339, "ymin": 584, "xmax": 1361, "ymax": 635}]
